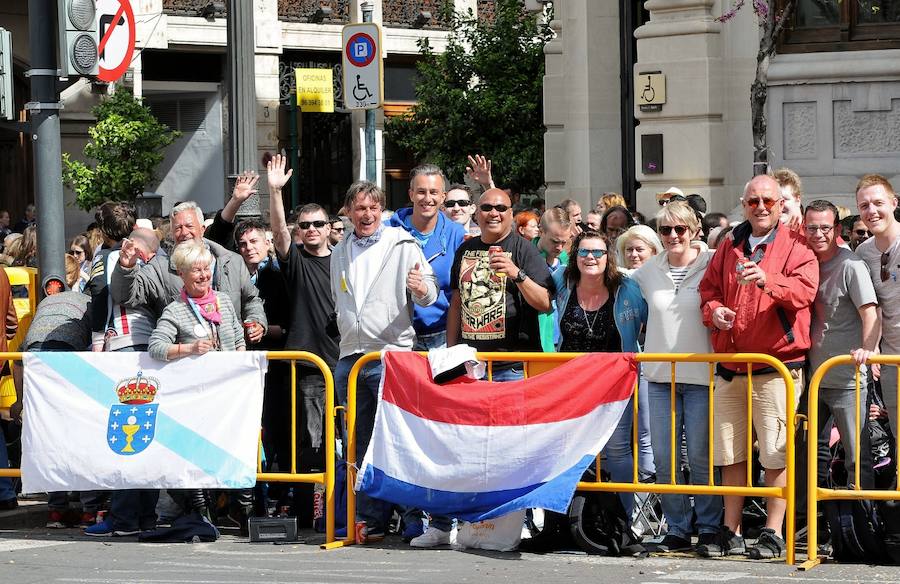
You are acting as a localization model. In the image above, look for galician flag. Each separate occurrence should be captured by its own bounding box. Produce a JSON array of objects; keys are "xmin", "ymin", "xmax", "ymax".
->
[
  {"xmin": 21, "ymin": 352, "xmax": 267, "ymax": 492},
  {"xmin": 356, "ymin": 351, "xmax": 637, "ymax": 521}
]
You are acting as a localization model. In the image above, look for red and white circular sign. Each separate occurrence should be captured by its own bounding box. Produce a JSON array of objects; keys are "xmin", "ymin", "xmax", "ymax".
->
[{"xmin": 96, "ymin": 0, "xmax": 136, "ymax": 83}]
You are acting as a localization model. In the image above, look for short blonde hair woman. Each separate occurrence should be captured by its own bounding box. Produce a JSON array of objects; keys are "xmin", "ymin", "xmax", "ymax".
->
[
  {"xmin": 148, "ymin": 240, "xmax": 245, "ymax": 361},
  {"xmin": 616, "ymin": 225, "xmax": 663, "ymax": 273}
]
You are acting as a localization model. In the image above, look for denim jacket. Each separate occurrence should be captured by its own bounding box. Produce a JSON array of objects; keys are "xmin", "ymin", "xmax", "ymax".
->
[{"xmin": 554, "ymin": 276, "xmax": 647, "ymax": 352}]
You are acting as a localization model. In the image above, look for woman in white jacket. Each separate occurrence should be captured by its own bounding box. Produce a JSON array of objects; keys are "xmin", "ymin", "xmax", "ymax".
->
[{"xmin": 631, "ymin": 202, "xmax": 722, "ymax": 554}]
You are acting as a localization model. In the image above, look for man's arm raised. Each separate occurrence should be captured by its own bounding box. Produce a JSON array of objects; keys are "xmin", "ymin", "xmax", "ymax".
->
[{"xmin": 267, "ymin": 154, "xmax": 294, "ymax": 259}]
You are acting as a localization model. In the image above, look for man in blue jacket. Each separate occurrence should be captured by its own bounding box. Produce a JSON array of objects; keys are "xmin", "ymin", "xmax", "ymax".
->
[
  {"xmin": 387, "ymin": 164, "xmax": 465, "ymax": 546},
  {"xmin": 388, "ymin": 164, "xmax": 466, "ymax": 351}
]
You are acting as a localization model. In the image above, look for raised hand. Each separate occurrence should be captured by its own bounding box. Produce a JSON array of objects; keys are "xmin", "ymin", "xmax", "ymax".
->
[
  {"xmin": 466, "ymin": 154, "xmax": 494, "ymax": 189},
  {"xmin": 267, "ymin": 153, "xmax": 294, "ymax": 193},
  {"xmin": 118, "ymin": 238, "xmax": 140, "ymax": 268},
  {"xmin": 231, "ymin": 170, "xmax": 260, "ymax": 203}
]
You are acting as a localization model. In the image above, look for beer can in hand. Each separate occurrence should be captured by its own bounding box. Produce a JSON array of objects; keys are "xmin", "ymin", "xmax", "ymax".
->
[{"xmin": 488, "ymin": 245, "xmax": 505, "ymax": 277}]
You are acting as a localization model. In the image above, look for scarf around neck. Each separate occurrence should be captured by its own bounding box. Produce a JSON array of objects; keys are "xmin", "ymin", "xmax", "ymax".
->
[
  {"xmin": 181, "ymin": 287, "xmax": 222, "ymax": 325},
  {"xmin": 350, "ymin": 225, "xmax": 385, "ymax": 249}
]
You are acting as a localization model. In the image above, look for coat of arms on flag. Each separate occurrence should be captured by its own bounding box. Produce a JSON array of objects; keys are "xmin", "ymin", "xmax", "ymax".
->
[{"xmin": 107, "ymin": 372, "xmax": 159, "ymax": 456}]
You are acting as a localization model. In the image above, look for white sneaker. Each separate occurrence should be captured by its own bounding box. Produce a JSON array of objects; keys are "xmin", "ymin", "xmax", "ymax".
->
[{"xmin": 410, "ymin": 526, "xmax": 452, "ymax": 548}]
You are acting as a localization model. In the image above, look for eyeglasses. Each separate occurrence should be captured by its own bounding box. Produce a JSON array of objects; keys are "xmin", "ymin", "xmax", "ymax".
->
[
  {"xmin": 804, "ymin": 224, "xmax": 834, "ymax": 235},
  {"xmin": 299, "ymin": 220, "xmax": 327, "ymax": 230},
  {"xmin": 69, "ymin": 249, "xmax": 84, "ymax": 256},
  {"xmin": 658, "ymin": 225, "xmax": 688, "ymax": 236},
  {"xmin": 743, "ymin": 197, "xmax": 780, "ymax": 210},
  {"xmin": 332, "ymin": 226, "xmax": 345, "ymax": 232},
  {"xmin": 658, "ymin": 195, "xmax": 687, "ymax": 207},
  {"xmin": 855, "ymin": 229, "xmax": 871, "ymax": 237},
  {"xmin": 882, "ymin": 251, "xmax": 891, "ymax": 282},
  {"xmin": 577, "ymin": 248, "xmax": 608, "ymax": 258},
  {"xmin": 444, "ymin": 200, "xmax": 470, "ymax": 208},
  {"xmin": 479, "ymin": 203, "xmax": 510, "ymax": 213}
]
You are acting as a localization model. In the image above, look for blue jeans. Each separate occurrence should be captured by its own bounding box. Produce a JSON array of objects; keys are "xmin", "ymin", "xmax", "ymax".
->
[
  {"xmin": 647, "ymin": 381, "xmax": 722, "ymax": 538},
  {"xmin": 110, "ymin": 489, "xmax": 159, "ymax": 531},
  {"xmin": 414, "ymin": 331, "xmax": 447, "ymax": 351},
  {"xmin": 488, "ymin": 366, "xmax": 524, "ymax": 382},
  {"xmin": 336, "ymin": 353, "xmax": 387, "ymax": 532},
  {"xmin": 636, "ymin": 376, "xmax": 655, "ymax": 478}
]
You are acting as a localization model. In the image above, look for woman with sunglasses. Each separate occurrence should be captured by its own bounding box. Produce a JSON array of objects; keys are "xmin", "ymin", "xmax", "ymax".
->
[
  {"xmin": 555, "ymin": 230, "xmax": 647, "ymax": 518},
  {"xmin": 630, "ymin": 201, "xmax": 721, "ymax": 553},
  {"xmin": 69, "ymin": 234, "xmax": 93, "ymax": 292}
]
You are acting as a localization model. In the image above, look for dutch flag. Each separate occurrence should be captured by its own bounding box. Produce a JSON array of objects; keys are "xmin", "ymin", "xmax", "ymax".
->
[{"xmin": 356, "ymin": 351, "xmax": 638, "ymax": 521}]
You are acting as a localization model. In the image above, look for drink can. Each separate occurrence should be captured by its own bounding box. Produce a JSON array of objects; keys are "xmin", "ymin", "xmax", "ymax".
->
[
  {"xmin": 243, "ymin": 319, "xmax": 254, "ymax": 331},
  {"xmin": 488, "ymin": 245, "xmax": 505, "ymax": 277},
  {"xmin": 735, "ymin": 257, "xmax": 749, "ymax": 285},
  {"xmin": 96, "ymin": 510, "xmax": 107, "ymax": 525},
  {"xmin": 313, "ymin": 491, "xmax": 324, "ymax": 521},
  {"xmin": 279, "ymin": 505, "xmax": 291, "ymax": 518},
  {"xmin": 355, "ymin": 520, "xmax": 367, "ymax": 544}
]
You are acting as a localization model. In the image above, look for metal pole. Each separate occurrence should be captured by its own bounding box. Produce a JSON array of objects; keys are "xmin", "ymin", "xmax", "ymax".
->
[
  {"xmin": 362, "ymin": 3, "xmax": 376, "ymax": 183},
  {"xmin": 226, "ymin": 0, "xmax": 259, "ymax": 216},
  {"xmin": 288, "ymin": 93, "xmax": 300, "ymax": 210},
  {"xmin": 28, "ymin": 0, "xmax": 65, "ymax": 293}
]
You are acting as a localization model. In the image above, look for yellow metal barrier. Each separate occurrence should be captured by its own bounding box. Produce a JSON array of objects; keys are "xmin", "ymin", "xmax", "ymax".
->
[
  {"xmin": 337, "ymin": 351, "xmax": 797, "ymax": 564},
  {"xmin": 0, "ymin": 350, "xmax": 337, "ymax": 545},
  {"xmin": 1, "ymin": 267, "xmax": 38, "ymax": 410},
  {"xmin": 800, "ymin": 354, "xmax": 900, "ymax": 570}
]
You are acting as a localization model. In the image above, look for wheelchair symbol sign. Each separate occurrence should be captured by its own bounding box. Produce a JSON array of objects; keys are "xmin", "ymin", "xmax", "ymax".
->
[{"xmin": 346, "ymin": 33, "xmax": 376, "ymax": 67}]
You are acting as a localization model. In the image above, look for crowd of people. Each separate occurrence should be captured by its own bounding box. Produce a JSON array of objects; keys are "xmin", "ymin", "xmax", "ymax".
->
[{"xmin": 0, "ymin": 156, "xmax": 897, "ymax": 561}]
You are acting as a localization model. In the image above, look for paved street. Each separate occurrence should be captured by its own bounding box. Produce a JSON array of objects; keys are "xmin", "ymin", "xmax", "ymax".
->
[{"xmin": 2, "ymin": 527, "xmax": 900, "ymax": 584}]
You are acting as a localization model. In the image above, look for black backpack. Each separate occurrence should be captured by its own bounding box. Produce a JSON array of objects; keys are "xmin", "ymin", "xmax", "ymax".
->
[
  {"xmin": 824, "ymin": 497, "xmax": 887, "ymax": 562},
  {"xmin": 567, "ymin": 467, "xmax": 645, "ymax": 556}
]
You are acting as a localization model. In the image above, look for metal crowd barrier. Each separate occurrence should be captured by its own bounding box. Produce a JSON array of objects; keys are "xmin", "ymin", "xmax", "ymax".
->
[
  {"xmin": 0, "ymin": 350, "xmax": 337, "ymax": 546},
  {"xmin": 338, "ymin": 351, "xmax": 797, "ymax": 564},
  {"xmin": 800, "ymin": 354, "xmax": 900, "ymax": 570}
]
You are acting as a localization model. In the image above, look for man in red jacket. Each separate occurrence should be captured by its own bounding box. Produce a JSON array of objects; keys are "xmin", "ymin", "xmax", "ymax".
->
[{"xmin": 698, "ymin": 174, "xmax": 818, "ymax": 559}]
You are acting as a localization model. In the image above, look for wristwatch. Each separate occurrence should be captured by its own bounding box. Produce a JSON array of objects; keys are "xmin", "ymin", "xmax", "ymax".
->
[{"xmin": 513, "ymin": 269, "xmax": 528, "ymax": 283}]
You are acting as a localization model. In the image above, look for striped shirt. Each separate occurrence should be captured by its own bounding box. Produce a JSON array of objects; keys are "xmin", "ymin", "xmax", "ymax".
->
[{"xmin": 669, "ymin": 265, "xmax": 690, "ymax": 291}]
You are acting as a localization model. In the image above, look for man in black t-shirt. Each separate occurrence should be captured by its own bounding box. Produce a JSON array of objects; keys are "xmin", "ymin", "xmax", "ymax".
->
[
  {"xmin": 448, "ymin": 188, "xmax": 553, "ymax": 381},
  {"xmin": 266, "ymin": 156, "xmax": 339, "ymax": 514}
]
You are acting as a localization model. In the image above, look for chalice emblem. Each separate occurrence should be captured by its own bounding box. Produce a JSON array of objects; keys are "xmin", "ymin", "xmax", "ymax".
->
[{"xmin": 107, "ymin": 371, "xmax": 159, "ymax": 456}]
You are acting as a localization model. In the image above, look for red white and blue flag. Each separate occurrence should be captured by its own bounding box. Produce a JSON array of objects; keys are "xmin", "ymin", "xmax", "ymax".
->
[{"xmin": 356, "ymin": 351, "xmax": 637, "ymax": 522}]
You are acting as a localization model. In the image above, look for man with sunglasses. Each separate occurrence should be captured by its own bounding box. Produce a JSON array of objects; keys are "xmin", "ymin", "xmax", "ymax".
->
[
  {"xmin": 699, "ymin": 174, "xmax": 818, "ymax": 559},
  {"xmin": 447, "ymin": 188, "xmax": 553, "ymax": 377},
  {"xmin": 328, "ymin": 216, "xmax": 345, "ymax": 247},
  {"xmin": 855, "ymin": 174, "xmax": 900, "ymax": 421},
  {"xmin": 849, "ymin": 217, "xmax": 871, "ymax": 251},
  {"xmin": 442, "ymin": 184, "xmax": 480, "ymax": 237},
  {"xmin": 266, "ymin": 156, "xmax": 341, "ymax": 518}
]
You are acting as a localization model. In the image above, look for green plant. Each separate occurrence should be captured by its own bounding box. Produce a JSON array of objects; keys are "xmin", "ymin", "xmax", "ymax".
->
[
  {"xmin": 63, "ymin": 89, "xmax": 180, "ymax": 211},
  {"xmin": 386, "ymin": 0, "xmax": 553, "ymax": 192}
]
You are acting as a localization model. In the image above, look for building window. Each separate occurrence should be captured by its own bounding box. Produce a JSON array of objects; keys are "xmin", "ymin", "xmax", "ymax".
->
[{"xmin": 781, "ymin": 0, "xmax": 900, "ymax": 52}]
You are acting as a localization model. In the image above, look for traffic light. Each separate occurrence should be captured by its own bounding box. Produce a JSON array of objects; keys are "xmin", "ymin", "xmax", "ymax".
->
[
  {"xmin": 57, "ymin": 0, "xmax": 99, "ymax": 77},
  {"xmin": 0, "ymin": 28, "xmax": 13, "ymax": 121}
]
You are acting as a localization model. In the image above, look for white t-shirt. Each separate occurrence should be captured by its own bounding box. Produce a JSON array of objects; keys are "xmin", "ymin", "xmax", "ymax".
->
[{"xmin": 857, "ymin": 236, "xmax": 900, "ymax": 352}]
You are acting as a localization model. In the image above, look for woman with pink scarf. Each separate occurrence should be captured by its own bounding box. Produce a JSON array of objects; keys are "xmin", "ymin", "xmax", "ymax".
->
[{"xmin": 149, "ymin": 240, "xmax": 245, "ymax": 361}]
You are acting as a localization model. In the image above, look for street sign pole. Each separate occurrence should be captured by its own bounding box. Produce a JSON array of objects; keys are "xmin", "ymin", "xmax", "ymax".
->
[
  {"xmin": 28, "ymin": 0, "xmax": 66, "ymax": 294},
  {"xmin": 362, "ymin": 3, "xmax": 376, "ymax": 184}
]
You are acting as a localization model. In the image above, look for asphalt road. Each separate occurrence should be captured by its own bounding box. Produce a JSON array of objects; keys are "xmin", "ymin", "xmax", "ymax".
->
[{"xmin": 2, "ymin": 528, "xmax": 900, "ymax": 584}]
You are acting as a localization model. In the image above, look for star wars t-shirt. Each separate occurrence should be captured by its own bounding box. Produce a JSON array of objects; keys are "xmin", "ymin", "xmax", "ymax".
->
[{"xmin": 450, "ymin": 232, "xmax": 553, "ymax": 353}]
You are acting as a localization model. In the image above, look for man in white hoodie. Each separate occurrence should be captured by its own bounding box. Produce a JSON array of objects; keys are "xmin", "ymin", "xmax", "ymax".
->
[{"xmin": 331, "ymin": 180, "xmax": 438, "ymax": 542}]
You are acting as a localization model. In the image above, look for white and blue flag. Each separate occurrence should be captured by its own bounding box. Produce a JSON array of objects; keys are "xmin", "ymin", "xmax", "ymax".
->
[{"xmin": 20, "ymin": 352, "xmax": 267, "ymax": 492}]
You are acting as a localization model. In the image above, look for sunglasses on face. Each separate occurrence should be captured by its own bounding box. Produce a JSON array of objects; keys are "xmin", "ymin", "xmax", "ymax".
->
[
  {"xmin": 299, "ymin": 220, "xmax": 327, "ymax": 230},
  {"xmin": 332, "ymin": 226, "xmax": 345, "ymax": 232},
  {"xmin": 743, "ymin": 197, "xmax": 779, "ymax": 210},
  {"xmin": 658, "ymin": 225, "xmax": 688, "ymax": 236},
  {"xmin": 479, "ymin": 203, "xmax": 510, "ymax": 213},
  {"xmin": 882, "ymin": 251, "xmax": 892, "ymax": 282},
  {"xmin": 804, "ymin": 224, "xmax": 834, "ymax": 235},
  {"xmin": 577, "ymin": 248, "xmax": 608, "ymax": 258},
  {"xmin": 855, "ymin": 229, "xmax": 871, "ymax": 237},
  {"xmin": 444, "ymin": 200, "xmax": 470, "ymax": 208}
]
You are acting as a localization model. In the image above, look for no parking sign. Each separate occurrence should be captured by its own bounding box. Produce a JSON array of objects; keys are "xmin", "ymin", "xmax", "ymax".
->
[
  {"xmin": 341, "ymin": 23, "xmax": 383, "ymax": 110},
  {"xmin": 96, "ymin": 0, "xmax": 136, "ymax": 83}
]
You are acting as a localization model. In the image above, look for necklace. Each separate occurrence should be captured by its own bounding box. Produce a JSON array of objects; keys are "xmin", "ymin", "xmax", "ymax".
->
[{"xmin": 581, "ymin": 304, "xmax": 601, "ymax": 333}]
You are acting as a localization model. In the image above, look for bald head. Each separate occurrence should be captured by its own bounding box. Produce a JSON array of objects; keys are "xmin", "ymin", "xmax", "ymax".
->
[
  {"xmin": 129, "ymin": 227, "xmax": 160, "ymax": 262},
  {"xmin": 743, "ymin": 175, "xmax": 780, "ymax": 199},
  {"xmin": 479, "ymin": 188, "xmax": 512, "ymax": 206},
  {"xmin": 742, "ymin": 174, "xmax": 783, "ymax": 236}
]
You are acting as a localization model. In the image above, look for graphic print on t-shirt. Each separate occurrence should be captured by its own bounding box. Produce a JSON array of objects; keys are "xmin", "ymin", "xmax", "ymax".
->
[{"xmin": 459, "ymin": 249, "xmax": 507, "ymax": 340}]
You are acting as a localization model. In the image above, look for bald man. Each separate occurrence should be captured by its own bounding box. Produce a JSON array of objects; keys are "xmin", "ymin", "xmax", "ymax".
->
[{"xmin": 698, "ymin": 175, "xmax": 818, "ymax": 559}]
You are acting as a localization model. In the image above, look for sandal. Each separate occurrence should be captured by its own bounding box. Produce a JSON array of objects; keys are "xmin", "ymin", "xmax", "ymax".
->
[{"xmin": 747, "ymin": 527, "xmax": 786, "ymax": 559}]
